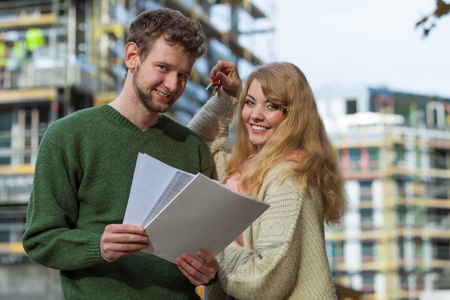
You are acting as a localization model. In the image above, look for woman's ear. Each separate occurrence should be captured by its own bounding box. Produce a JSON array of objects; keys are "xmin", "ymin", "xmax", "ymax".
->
[{"xmin": 125, "ymin": 42, "xmax": 139, "ymax": 70}]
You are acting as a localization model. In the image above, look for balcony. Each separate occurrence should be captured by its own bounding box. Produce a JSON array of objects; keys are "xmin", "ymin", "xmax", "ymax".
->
[{"xmin": 1, "ymin": 44, "xmax": 115, "ymax": 95}]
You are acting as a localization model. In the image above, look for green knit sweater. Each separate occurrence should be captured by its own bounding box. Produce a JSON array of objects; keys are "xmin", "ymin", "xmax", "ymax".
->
[{"xmin": 22, "ymin": 104, "xmax": 211, "ymax": 299}]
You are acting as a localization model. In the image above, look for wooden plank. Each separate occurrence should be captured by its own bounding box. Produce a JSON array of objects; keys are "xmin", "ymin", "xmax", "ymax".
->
[{"xmin": 0, "ymin": 88, "xmax": 56, "ymax": 103}]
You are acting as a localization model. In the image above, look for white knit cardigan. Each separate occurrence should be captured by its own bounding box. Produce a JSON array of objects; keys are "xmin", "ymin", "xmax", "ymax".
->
[{"xmin": 188, "ymin": 94, "xmax": 337, "ymax": 300}]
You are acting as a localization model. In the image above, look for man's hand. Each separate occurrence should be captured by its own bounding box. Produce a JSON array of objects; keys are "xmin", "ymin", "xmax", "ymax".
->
[
  {"xmin": 211, "ymin": 60, "xmax": 242, "ymax": 98},
  {"xmin": 100, "ymin": 224, "xmax": 149, "ymax": 263},
  {"xmin": 177, "ymin": 250, "xmax": 220, "ymax": 286}
]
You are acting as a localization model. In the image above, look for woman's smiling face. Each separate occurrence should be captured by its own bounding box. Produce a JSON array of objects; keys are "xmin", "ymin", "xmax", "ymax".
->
[{"xmin": 241, "ymin": 79, "xmax": 286, "ymax": 148}]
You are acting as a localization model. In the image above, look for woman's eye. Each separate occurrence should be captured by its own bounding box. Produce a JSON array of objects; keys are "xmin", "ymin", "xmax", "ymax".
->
[{"xmin": 244, "ymin": 99, "xmax": 255, "ymax": 105}]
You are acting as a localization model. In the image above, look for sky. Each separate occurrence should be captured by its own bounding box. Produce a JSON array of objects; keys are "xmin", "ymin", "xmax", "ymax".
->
[{"xmin": 255, "ymin": 0, "xmax": 450, "ymax": 98}]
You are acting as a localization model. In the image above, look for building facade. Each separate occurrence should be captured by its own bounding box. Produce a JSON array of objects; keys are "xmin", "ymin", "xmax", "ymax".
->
[
  {"xmin": 318, "ymin": 87, "xmax": 450, "ymax": 300},
  {"xmin": 0, "ymin": 0, "xmax": 272, "ymax": 299}
]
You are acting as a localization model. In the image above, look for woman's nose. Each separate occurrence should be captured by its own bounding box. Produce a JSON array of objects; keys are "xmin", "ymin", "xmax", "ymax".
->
[{"xmin": 251, "ymin": 107, "xmax": 263, "ymax": 120}]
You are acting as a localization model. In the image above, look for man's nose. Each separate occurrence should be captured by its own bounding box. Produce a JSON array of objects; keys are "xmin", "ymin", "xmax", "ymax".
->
[{"xmin": 164, "ymin": 73, "xmax": 178, "ymax": 92}]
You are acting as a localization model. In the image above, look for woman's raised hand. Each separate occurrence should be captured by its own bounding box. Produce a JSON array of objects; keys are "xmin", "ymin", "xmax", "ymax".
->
[{"xmin": 210, "ymin": 60, "xmax": 242, "ymax": 98}]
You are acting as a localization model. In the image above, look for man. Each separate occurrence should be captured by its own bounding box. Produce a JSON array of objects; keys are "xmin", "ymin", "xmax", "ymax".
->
[{"xmin": 22, "ymin": 8, "xmax": 218, "ymax": 299}]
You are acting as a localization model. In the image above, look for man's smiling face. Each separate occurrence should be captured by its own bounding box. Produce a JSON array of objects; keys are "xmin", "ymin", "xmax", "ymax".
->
[{"xmin": 131, "ymin": 36, "xmax": 196, "ymax": 113}]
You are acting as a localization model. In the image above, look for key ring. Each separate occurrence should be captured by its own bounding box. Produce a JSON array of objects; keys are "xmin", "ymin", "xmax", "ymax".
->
[{"xmin": 205, "ymin": 75, "xmax": 222, "ymax": 97}]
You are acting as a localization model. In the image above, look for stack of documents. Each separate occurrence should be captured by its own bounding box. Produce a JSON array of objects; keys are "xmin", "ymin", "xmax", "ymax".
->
[{"xmin": 123, "ymin": 153, "xmax": 270, "ymax": 264}]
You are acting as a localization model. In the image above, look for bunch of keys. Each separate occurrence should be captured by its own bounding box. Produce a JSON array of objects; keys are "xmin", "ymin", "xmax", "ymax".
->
[{"xmin": 205, "ymin": 75, "xmax": 222, "ymax": 97}]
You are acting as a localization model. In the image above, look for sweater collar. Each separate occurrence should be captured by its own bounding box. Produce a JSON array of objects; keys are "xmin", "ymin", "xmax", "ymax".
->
[{"xmin": 100, "ymin": 104, "xmax": 170, "ymax": 140}]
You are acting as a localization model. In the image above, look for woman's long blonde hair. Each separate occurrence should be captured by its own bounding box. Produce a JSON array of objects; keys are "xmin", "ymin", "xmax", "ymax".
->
[{"xmin": 228, "ymin": 62, "xmax": 347, "ymax": 224}]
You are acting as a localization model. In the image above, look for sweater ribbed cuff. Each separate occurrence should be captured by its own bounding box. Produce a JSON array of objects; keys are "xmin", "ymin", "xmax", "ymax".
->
[{"xmin": 88, "ymin": 233, "xmax": 106, "ymax": 265}]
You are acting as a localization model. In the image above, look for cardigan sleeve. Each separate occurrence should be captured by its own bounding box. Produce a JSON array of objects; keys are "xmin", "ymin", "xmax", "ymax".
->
[
  {"xmin": 208, "ymin": 169, "xmax": 309, "ymax": 300},
  {"xmin": 188, "ymin": 94, "xmax": 238, "ymax": 182},
  {"xmin": 188, "ymin": 93, "xmax": 237, "ymax": 155}
]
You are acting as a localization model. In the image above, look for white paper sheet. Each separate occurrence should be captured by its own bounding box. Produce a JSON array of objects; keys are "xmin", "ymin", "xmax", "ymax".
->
[
  {"xmin": 123, "ymin": 153, "xmax": 194, "ymax": 226},
  {"xmin": 123, "ymin": 153, "xmax": 270, "ymax": 264}
]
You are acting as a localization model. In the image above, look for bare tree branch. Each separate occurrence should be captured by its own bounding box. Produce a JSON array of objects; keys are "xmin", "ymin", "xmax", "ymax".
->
[{"xmin": 416, "ymin": 0, "xmax": 450, "ymax": 37}]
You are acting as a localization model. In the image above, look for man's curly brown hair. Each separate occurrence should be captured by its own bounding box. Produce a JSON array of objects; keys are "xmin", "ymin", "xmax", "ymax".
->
[{"xmin": 125, "ymin": 8, "xmax": 206, "ymax": 74}]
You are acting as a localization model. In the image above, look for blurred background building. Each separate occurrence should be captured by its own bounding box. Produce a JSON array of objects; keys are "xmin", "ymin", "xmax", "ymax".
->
[
  {"xmin": 318, "ymin": 87, "xmax": 450, "ymax": 300},
  {"xmin": 0, "ymin": 0, "xmax": 448, "ymax": 300}
]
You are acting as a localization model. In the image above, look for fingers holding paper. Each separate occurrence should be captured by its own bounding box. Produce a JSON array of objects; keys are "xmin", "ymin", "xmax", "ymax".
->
[
  {"xmin": 100, "ymin": 224, "xmax": 149, "ymax": 263},
  {"xmin": 177, "ymin": 250, "xmax": 219, "ymax": 286}
]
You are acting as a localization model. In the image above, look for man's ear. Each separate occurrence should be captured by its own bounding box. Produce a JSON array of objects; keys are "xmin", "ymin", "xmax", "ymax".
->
[{"xmin": 125, "ymin": 42, "xmax": 139, "ymax": 70}]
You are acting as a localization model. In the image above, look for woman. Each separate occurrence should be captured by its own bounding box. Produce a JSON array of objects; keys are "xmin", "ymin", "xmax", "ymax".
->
[{"xmin": 182, "ymin": 61, "xmax": 348, "ymax": 299}]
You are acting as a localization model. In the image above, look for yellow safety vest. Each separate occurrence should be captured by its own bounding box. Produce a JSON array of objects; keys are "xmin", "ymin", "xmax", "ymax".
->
[
  {"xmin": 0, "ymin": 42, "xmax": 6, "ymax": 67},
  {"xmin": 25, "ymin": 28, "xmax": 45, "ymax": 51},
  {"xmin": 12, "ymin": 41, "xmax": 25, "ymax": 60}
]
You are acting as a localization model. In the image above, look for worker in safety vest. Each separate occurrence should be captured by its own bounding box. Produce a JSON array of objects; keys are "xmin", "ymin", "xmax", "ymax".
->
[
  {"xmin": 8, "ymin": 39, "xmax": 26, "ymax": 88},
  {"xmin": 25, "ymin": 27, "xmax": 45, "ymax": 57},
  {"xmin": 0, "ymin": 33, "xmax": 7, "ymax": 87}
]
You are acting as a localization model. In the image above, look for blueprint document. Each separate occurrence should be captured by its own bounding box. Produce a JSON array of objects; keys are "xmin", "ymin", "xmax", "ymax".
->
[{"xmin": 123, "ymin": 153, "xmax": 270, "ymax": 264}]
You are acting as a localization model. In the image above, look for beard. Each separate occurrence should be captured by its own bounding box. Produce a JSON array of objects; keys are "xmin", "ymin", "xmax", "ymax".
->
[{"xmin": 132, "ymin": 68, "xmax": 175, "ymax": 114}]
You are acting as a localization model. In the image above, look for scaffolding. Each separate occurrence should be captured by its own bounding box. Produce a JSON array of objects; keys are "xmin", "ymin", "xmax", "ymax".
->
[{"xmin": 321, "ymin": 88, "xmax": 450, "ymax": 300}]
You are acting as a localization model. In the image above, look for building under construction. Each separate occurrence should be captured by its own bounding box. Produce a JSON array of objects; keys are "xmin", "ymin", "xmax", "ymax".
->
[
  {"xmin": 2, "ymin": 1, "xmax": 449, "ymax": 300},
  {"xmin": 0, "ymin": 0, "xmax": 272, "ymax": 298},
  {"xmin": 317, "ymin": 87, "xmax": 450, "ymax": 300}
]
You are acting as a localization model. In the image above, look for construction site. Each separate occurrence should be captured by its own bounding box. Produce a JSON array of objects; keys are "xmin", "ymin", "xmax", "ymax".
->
[
  {"xmin": 0, "ymin": 0, "xmax": 449, "ymax": 299},
  {"xmin": 317, "ymin": 87, "xmax": 450, "ymax": 299}
]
